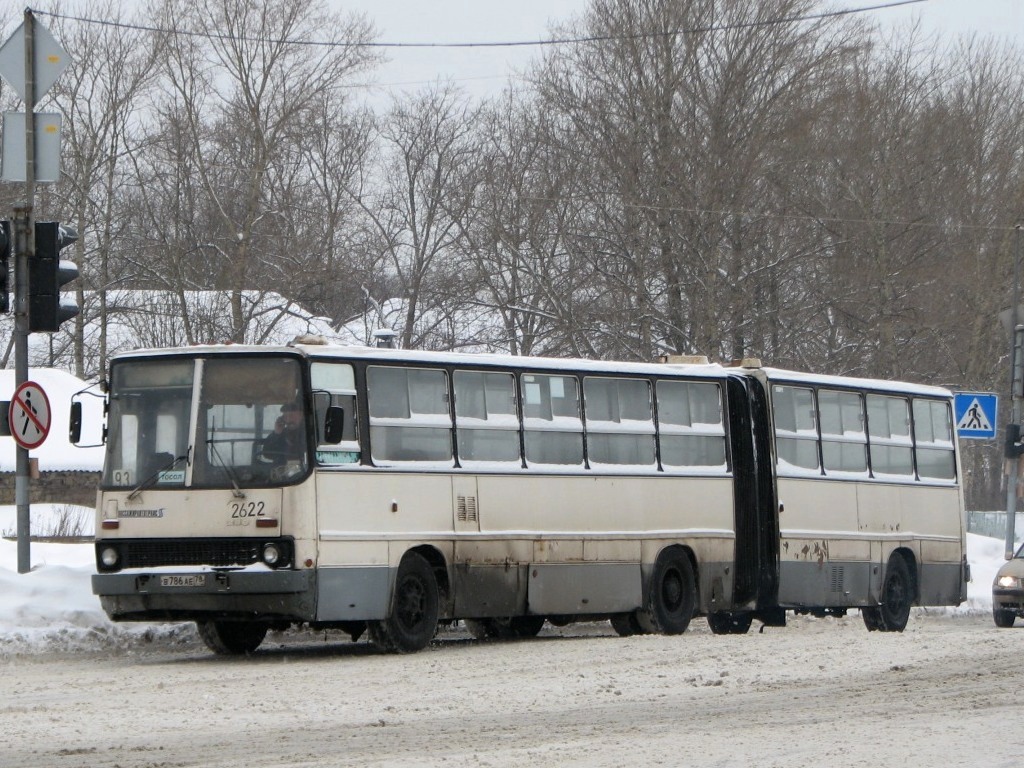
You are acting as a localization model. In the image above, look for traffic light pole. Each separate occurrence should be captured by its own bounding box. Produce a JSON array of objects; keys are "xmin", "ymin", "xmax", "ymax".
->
[
  {"xmin": 13, "ymin": 209, "xmax": 30, "ymax": 573},
  {"xmin": 15, "ymin": 9, "xmax": 37, "ymax": 574}
]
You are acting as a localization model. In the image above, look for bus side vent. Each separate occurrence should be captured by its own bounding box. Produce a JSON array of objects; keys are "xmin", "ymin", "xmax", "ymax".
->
[
  {"xmin": 457, "ymin": 495, "xmax": 478, "ymax": 522},
  {"xmin": 829, "ymin": 566, "xmax": 845, "ymax": 593}
]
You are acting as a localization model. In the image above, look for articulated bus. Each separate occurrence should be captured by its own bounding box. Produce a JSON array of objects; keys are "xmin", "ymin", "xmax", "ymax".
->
[{"xmin": 87, "ymin": 342, "xmax": 968, "ymax": 654}]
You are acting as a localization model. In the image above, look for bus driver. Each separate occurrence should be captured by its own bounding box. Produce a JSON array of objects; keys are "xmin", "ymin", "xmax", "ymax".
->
[{"xmin": 260, "ymin": 402, "xmax": 304, "ymax": 466}]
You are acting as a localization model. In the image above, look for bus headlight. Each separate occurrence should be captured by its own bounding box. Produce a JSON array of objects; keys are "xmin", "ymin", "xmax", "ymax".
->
[
  {"xmin": 100, "ymin": 546, "xmax": 119, "ymax": 569},
  {"xmin": 997, "ymin": 575, "xmax": 1021, "ymax": 589},
  {"xmin": 262, "ymin": 543, "xmax": 282, "ymax": 567}
]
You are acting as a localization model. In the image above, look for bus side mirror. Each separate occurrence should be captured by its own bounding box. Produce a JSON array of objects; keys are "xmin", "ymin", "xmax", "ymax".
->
[
  {"xmin": 69, "ymin": 401, "xmax": 82, "ymax": 444},
  {"xmin": 323, "ymin": 406, "xmax": 345, "ymax": 444}
]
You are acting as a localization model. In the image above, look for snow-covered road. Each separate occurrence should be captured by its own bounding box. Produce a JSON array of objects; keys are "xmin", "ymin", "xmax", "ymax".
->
[{"xmin": 2, "ymin": 613, "xmax": 1020, "ymax": 768}]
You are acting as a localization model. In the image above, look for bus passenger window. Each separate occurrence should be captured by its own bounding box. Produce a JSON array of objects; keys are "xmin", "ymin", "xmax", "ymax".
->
[
  {"xmin": 867, "ymin": 395, "xmax": 913, "ymax": 477},
  {"xmin": 455, "ymin": 371, "xmax": 520, "ymax": 465},
  {"xmin": 522, "ymin": 374, "xmax": 583, "ymax": 467},
  {"xmin": 913, "ymin": 399, "xmax": 956, "ymax": 480},
  {"xmin": 368, "ymin": 366, "xmax": 453, "ymax": 464},
  {"xmin": 657, "ymin": 381, "xmax": 726, "ymax": 469},
  {"xmin": 772, "ymin": 385, "xmax": 819, "ymax": 472},
  {"xmin": 584, "ymin": 377, "xmax": 656, "ymax": 467},
  {"xmin": 819, "ymin": 390, "xmax": 867, "ymax": 474}
]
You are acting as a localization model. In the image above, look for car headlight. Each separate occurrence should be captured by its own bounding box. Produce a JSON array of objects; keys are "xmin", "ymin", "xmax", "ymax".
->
[{"xmin": 996, "ymin": 575, "xmax": 1021, "ymax": 589}]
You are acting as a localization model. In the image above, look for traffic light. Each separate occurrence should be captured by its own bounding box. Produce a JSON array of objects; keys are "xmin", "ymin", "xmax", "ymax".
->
[
  {"xmin": 28, "ymin": 220, "xmax": 78, "ymax": 333},
  {"xmin": 0, "ymin": 220, "xmax": 10, "ymax": 314}
]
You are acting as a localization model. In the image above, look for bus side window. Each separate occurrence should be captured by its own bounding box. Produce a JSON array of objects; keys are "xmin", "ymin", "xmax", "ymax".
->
[
  {"xmin": 819, "ymin": 390, "xmax": 867, "ymax": 474},
  {"xmin": 866, "ymin": 395, "xmax": 913, "ymax": 477},
  {"xmin": 454, "ymin": 370, "xmax": 520, "ymax": 465},
  {"xmin": 522, "ymin": 374, "xmax": 583, "ymax": 467},
  {"xmin": 657, "ymin": 381, "xmax": 726, "ymax": 470},
  {"xmin": 311, "ymin": 362, "xmax": 360, "ymax": 465},
  {"xmin": 368, "ymin": 366, "xmax": 453, "ymax": 464},
  {"xmin": 772, "ymin": 385, "xmax": 819, "ymax": 472},
  {"xmin": 584, "ymin": 377, "xmax": 656, "ymax": 467},
  {"xmin": 913, "ymin": 398, "xmax": 956, "ymax": 481}
]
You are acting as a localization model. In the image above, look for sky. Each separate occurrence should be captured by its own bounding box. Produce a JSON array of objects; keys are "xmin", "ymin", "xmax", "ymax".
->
[{"xmin": 332, "ymin": 0, "xmax": 1024, "ymax": 101}]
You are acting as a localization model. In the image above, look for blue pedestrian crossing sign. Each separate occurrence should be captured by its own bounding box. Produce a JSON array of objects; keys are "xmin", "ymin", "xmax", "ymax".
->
[{"xmin": 954, "ymin": 392, "xmax": 998, "ymax": 440}]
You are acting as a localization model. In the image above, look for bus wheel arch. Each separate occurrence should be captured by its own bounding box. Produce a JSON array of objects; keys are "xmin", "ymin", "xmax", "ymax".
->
[
  {"xmin": 862, "ymin": 549, "xmax": 916, "ymax": 633},
  {"xmin": 370, "ymin": 549, "xmax": 442, "ymax": 653},
  {"xmin": 639, "ymin": 545, "xmax": 697, "ymax": 635}
]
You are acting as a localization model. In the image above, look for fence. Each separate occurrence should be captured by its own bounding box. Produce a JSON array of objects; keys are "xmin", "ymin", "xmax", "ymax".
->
[{"xmin": 967, "ymin": 511, "xmax": 1024, "ymax": 541}]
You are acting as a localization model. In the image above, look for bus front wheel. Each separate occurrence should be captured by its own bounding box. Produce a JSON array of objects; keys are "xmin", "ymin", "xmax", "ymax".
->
[
  {"xmin": 639, "ymin": 548, "xmax": 696, "ymax": 635},
  {"xmin": 196, "ymin": 620, "xmax": 268, "ymax": 655},
  {"xmin": 370, "ymin": 552, "xmax": 440, "ymax": 653}
]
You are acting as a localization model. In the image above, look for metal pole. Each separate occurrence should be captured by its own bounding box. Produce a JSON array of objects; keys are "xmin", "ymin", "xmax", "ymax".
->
[
  {"xmin": 1007, "ymin": 225, "xmax": 1023, "ymax": 560},
  {"xmin": 1008, "ymin": 327, "xmax": 1023, "ymax": 559},
  {"xmin": 15, "ymin": 9, "xmax": 36, "ymax": 574}
]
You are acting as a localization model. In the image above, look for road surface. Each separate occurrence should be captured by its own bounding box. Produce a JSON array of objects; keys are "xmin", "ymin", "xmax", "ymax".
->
[{"xmin": 2, "ymin": 612, "xmax": 1021, "ymax": 767}]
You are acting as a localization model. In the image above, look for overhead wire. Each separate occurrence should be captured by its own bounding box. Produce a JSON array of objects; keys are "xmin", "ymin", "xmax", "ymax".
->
[{"xmin": 28, "ymin": 0, "xmax": 928, "ymax": 50}]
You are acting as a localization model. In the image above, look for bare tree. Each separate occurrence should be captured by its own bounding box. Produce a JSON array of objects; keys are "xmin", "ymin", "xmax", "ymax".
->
[
  {"xmin": 46, "ymin": 0, "xmax": 162, "ymax": 378},
  {"xmin": 360, "ymin": 83, "xmax": 482, "ymax": 350},
  {"xmin": 143, "ymin": 0, "xmax": 378, "ymax": 342},
  {"xmin": 532, "ymin": 0, "xmax": 856, "ymax": 362}
]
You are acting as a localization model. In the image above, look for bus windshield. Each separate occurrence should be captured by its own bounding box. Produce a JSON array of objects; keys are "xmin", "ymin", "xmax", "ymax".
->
[{"xmin": 103, "ymin": 355, "xmax": 309, "ymax": 490}]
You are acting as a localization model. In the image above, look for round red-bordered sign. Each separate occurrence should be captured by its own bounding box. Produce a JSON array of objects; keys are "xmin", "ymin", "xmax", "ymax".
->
[{"xmin": 9, "ymin": 381, "xmax": 51, "ymax": 450}]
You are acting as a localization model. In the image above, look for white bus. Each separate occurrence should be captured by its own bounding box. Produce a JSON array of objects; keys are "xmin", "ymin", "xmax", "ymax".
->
[{"xmin": 86, "ymin": 342, "xmax": 967, "ymax": 654}]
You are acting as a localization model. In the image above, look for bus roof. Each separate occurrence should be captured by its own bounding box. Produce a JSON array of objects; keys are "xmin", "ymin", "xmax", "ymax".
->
[{"xmin": 108, "ymin": 343, "xmax": 952, "ymax": 398}]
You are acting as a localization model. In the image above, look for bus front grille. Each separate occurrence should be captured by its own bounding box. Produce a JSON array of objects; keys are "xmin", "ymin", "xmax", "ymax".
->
[{"xmin": 120, "ymin": 539, "xmax": 262, "ymax": 569}]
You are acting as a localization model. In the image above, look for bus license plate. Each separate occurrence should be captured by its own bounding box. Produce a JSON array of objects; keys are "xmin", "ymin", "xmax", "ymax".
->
[{"xmin": 160, "ymin": 574, "xmax": 206, "ymax": 588}]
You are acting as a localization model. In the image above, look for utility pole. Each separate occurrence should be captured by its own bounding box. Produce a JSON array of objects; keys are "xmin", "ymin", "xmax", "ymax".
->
[
  {"xmin": 14, "ymin": 9, "xmax": 36, "ymax": 574},
  {"xmin": 0, "ymin": 10, "xmax": 70, "ymax": 573}
]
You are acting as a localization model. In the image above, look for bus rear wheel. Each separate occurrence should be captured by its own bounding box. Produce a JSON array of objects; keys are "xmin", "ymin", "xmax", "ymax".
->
[
  {"xmin": 466, "ymin": 616, "xmax": 545, "ymax": 640},
  {"xmin": 639, "ymin": 548, "xmax": 696, "ymax": 635},
  {"xmin": 862, "ymin": 556, "xmax": 913, "ymax": 633},
  {"xmin": 196, "ymin": 620, "xmax": 268, "ymax": 655},
  {"xmin": 610, "ymin": 611, "xmax": 647, "ymax": 637},
  {"xmin": 370, "ymin": 552, "xmax": 440, "ymax": 653},
  {"xmin": 707, "ymin": 611, "xmax": 753, "ymax": 635}
]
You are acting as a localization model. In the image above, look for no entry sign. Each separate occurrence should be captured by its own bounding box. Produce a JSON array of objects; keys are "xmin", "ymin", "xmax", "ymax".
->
[{"xmin": 9, "ymin": 380, "xmax": 50, "ymax": 449}]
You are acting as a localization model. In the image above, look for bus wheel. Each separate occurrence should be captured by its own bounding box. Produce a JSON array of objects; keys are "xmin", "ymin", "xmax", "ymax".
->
[
  {"xmin": 862, "ymin": 556, "xmax": 913, "ymax": 633},
  {"xmin": 994, "ymin": 607, "xmax": 1016, "ymax": 628},
  {"xmin": 610, "ymin": 611, "xmax": 647, "ymax": 637},
  {"xmin": 370, "ymin": 552, "xmax": 440, "ymax": 653},
  {"xmin": 707, "ymin": 611, "xmax": 753, "ymax": 635},
  {"xmin": 465, "ymin": 616, "xmax": 545, "ymax": 640},
  {"xmin": 196, "ymin": 620, "xmax": 268, "ymax": 655},
  {"xmin": 640, "ymin": 548, "xmax": 696, "ymax": 635}
]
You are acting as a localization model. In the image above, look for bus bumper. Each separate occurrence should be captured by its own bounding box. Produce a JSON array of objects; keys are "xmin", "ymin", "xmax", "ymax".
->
[{"xmin": 92, "ymin": 569, "xmax": 316, "ymax": 622}]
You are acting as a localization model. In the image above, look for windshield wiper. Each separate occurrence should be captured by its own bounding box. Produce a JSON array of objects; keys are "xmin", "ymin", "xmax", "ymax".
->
[
  {"xmin": 128, "ymin": 452, "xmax": 189, "ymax": 501},
  {"xmin": 207, "ymin": 418, "xmax": 245, "ymax": 499}
]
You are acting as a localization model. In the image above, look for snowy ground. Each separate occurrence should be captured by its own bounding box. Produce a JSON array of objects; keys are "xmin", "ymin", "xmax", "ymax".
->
[{"xmin": 0, "ymin": 504, "xmax": 1009, "ymax": 657}]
